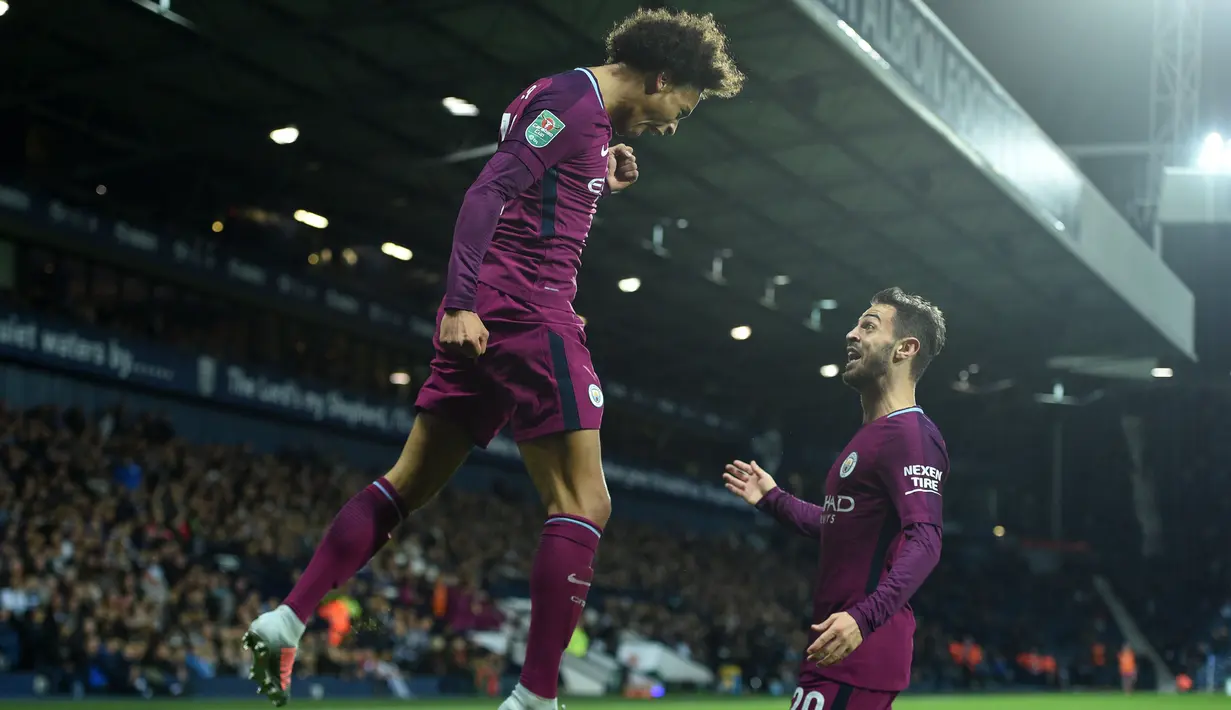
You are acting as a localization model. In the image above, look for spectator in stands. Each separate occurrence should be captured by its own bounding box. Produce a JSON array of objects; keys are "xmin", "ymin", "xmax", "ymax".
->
[
  {"xmin": 1119, "ymin": 642, "xmax": 1137, "ymax": 694},
  {"xmin": 948, "ymin": 635, "xmax": 985, "ymax": 688}
]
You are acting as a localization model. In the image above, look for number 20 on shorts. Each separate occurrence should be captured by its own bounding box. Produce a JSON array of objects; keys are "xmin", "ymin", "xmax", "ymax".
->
[{"xmin": 790, "ymin": 688, "xmax": 825, "ymax": 710}]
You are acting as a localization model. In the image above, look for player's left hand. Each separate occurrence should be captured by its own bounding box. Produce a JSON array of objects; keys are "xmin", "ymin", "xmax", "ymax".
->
[
  {"xmin": 607, "ymin": 144, "xmax": 638, "ymax": 193},
  {"xmin": 807, "ymin": 612, "xmax": 864, "ymax": 667}
]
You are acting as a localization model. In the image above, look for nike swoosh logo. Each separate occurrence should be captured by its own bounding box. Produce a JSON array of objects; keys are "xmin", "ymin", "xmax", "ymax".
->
[
  {"xmin": 601, "ymin": 145, "xmax": 609, "ymax": 157},
  {"xmin": 567, "ymin": 573, "xmax": 591, "ymax": 587}
]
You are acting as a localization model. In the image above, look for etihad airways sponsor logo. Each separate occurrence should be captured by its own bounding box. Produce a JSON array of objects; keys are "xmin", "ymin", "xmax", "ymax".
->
[{"xmin": 820, "ymin": 494, "xmax": 855, "ymax": 524}]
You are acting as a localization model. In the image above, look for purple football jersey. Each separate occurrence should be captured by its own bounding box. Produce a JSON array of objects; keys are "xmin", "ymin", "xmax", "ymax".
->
[
  {"xmin": 476, "ymin": 69, "xmax": 612, "ymax": 312},
  {"xmin": 803, "ymin": 406, "xmax": 949, "ymax": 692}
]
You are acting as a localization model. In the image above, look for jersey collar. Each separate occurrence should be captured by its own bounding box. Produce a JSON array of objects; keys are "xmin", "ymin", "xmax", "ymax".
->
[
  {"xmin": 575, "ymin": 67, "xmax": 605, "ymax": 107},
  {"xmin": 886, "ymin": 406, "xmax": 924, "ymax": 418}
]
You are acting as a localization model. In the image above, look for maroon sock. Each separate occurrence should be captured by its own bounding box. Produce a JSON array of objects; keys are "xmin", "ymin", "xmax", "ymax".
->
[
  {"xmin": 283, "ymin": 477, "xmax": 407, "ymax": 623},
  {"xmin": 519, "ymin": 514, "xmax": 602, "ymax": 699}
]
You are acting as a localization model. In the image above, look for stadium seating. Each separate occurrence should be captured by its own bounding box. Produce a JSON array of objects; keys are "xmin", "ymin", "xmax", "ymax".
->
[
  {"xmin": 0, "ymin": 401, "xmax": 812, "ymax": 697},
  {"xmin": 0, "ymin": 394, "xmax": 1139, "ymax": 699}
]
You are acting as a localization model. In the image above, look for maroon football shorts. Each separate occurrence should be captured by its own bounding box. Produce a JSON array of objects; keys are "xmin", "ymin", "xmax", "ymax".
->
[{"xmin": 416, "ymin": 283, "xmax": 603, "ymax": 446}]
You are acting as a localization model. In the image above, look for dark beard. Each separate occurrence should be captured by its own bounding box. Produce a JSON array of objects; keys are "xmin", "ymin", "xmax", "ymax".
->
[{"xmin": 842, "ymin": 344, "xmax": 892, "ymax": 390}]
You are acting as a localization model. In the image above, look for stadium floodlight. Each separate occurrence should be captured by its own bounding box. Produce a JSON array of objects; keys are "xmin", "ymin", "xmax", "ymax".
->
[
  {"xmin": 0, "ymin": 2, "xmax": 9, "ymax": 17},
  {"xmin": 819, "ymin": 299, "xmax": 838, "ymax": 310},
  {"xmin": 1196, "ymin": 132, "xmax": 1227, "ymax": 171},
  {"xmin": 442, "ymin": 97, "xmax": 479, "ymax": 117},
  {"xmin": 730, "ymin": 325, "xmax": 752, "ymax": 341},
  {"xmin": 380, "ymin": 242, "xmax": 413, "ymax": 261},
  {"xmin": 819, "ymin": 364, "xmax": 840, "ymax": 378},
  {"xmin": 389, "ymin": 372, "xmax": 410, "ymax": 386},
  {"xmin": 617, "ymin": 277, "xmax": 641, "ymax": 293},
  {"xmin": 1150, "ymin": 367, "xmax": 1174, "ymax": 379},
  {"xmin": 293, "ymin": 209, "xmax": 328, "ymax": 229},
  {"xmin": 269, "ymin": 126, "xmax": 299, "ymax": 145}
]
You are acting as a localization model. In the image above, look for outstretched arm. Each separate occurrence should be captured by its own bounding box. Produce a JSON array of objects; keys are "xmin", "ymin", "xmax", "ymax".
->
[
  {"xmin": 723, "ymin": 460, "xmax": 822, "ymax": 539},
  {"xmin": 755, "ymin": 486, "xmax": 824, "ymax": 539}
]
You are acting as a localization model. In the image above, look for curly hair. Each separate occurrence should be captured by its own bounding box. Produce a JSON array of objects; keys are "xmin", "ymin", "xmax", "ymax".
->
[
  {"xmin": 605, "ymin": 8, "xmax": 745, "ymax": 99},
  {"xmin": 871, "ymin": 287, "xmax": 947, "ymax": 379}
]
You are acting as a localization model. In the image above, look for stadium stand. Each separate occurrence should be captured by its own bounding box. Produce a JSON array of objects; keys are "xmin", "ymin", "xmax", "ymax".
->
[
  {"xmin": 0, "ymin": 391, "xmax": 1146, "ymax": 699},
  {"xmin": 6, "ymin": 243, "xmax": 750, "ymax": 482},
  {"xmin": 1077, "ymin": 390, "xmax": 1231, "ymax": 692},
  {"xmin": 0, "ymin": 399, "xmax": 804, "ymax": 697}
]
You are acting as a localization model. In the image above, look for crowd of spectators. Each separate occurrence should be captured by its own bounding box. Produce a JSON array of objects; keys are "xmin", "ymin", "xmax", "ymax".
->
[
  {"xmin": 0, "ymin": 401, "xmax": 812, "ymax": 697},
  {"xmin": 1, "ymin": 397, "xmax": 1153, "ymax": 699},
  {"xmin": 0, "ymin": 402, "xmax": 500, "ymax": 697}
]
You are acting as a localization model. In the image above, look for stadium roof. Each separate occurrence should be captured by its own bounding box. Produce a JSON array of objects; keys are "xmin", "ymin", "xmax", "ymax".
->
[
  {"xmin": 931, "ymin": 0, "xmax": 1231, "ymax": 170},
  {"xmin": 931, "ymin": 0, "xmax": 1231, "ymax": 377},
  {"xmin": 3, "ymin": 0, "xmax": 1222, "ymax": 427}
]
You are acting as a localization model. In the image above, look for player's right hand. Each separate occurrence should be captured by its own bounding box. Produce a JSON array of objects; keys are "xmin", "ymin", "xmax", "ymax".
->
[
  {"xmin": 439, "ymin": 309, "xmax": 489, "ymax": 359},
  {"xmin": 723, "ymin": 460, "xmax": 778, "ymax": 506},
  {"xmin": 606, "ymin": 144, "xmax": 638, "ymax": 193}
]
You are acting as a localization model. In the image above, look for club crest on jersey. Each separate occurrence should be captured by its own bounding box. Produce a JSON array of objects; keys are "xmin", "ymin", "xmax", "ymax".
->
[
  {"xmin": 588, "ymin": 384, "xmax": 604, "ymax": 408},
  {"xmin": 526, "ymin": 110, "xmax": 565, "ymax": 148},
  {"xmin": 839, "ymin": 451, "xmax": 858, "ymax": 478}
]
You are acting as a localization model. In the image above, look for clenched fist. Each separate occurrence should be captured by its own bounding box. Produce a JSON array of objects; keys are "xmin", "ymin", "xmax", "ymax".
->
[{"xmin": 439, "ymin": 309, "xmax": 489, "ymax": 359}]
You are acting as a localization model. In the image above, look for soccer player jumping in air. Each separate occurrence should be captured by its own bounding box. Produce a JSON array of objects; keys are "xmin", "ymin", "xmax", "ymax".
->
[
  {"xmin": 724, "ymin": 288, "xmax": 949, "ymax": 710},
  {"xmin": 243, "ymin": 9, "xmax": 743, "ymax": 709}
]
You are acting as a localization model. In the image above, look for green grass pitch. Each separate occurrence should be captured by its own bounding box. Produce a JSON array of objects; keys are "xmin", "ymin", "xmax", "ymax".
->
[{"xmin": 5, "ymin": 695, "xmax": 1225, "ymax": 709}]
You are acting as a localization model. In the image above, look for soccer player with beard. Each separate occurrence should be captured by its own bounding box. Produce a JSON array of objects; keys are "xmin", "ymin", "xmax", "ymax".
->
[
  {"xmin": 723, "ymin": 288, "xmax": 948, "ymax": 710},
  {"xmin": 242, "ymin": 9, "xmax": 743, "ymax": 710}
]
